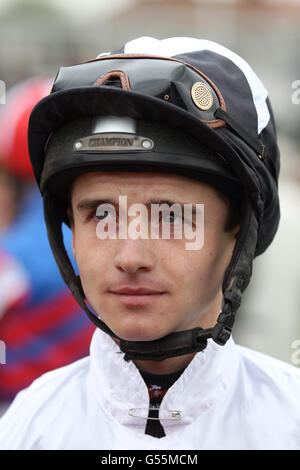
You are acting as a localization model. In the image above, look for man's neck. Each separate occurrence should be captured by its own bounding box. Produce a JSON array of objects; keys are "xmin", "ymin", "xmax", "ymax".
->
[{"xmin": 133, "ymin": 351, "xmax": 197, "ymax": 375}]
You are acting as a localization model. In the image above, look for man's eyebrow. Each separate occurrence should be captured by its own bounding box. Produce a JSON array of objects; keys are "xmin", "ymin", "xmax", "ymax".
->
[
  {"xmin": 147, "ymin": 198, "xmax": 185, "ymax": 207},
  {"xmin": 76, "ymin": 197, "xmax": 199, "ymax": 213},
  {"xmin": 76, "ymin": 198, "xmax": 116, "ymax": 212},
  {"xmin": 147, "ymin": 199, "xmax": 199, "ymax": 215}
]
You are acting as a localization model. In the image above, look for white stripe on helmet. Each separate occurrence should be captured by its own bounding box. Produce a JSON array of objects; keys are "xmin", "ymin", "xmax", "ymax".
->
[{"xmin": 124, "ymin": 36, "xmax": 270, "ymax": 135}]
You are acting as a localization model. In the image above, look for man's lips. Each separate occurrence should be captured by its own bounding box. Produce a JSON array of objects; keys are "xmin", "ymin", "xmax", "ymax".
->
[
  {"xmin": 110, "ymin": 287, "xmax": 164, "ymax": 295},
  {"xmin": 108, "ymin": 286, "xmax": 166, "ymax": 306}
]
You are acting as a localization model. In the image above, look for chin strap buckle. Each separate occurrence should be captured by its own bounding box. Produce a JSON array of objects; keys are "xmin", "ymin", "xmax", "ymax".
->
[{"xmin": 211, "ymin": 323, "xmax": 232, "ymax": 346}]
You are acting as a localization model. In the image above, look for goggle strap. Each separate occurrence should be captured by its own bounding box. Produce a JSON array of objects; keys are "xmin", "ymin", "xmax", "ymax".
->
[{"xmin": 215, "ymin": 108, "xmax": 264, "ymax": 158}]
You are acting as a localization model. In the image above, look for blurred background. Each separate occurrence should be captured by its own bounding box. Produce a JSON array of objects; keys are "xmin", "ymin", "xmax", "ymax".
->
[{"xmin": 0, "ymin": 0, "xmax": 300, "ymax": 414}]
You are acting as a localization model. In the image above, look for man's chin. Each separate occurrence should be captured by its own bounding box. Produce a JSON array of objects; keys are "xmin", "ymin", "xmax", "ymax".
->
[
  {"xmin": 109, "ymin": 327, "xmax": 170, "ymax": 344},
  {"xmin": 99, "ymin": 311, "xmax": 172, "ymax": 343}
]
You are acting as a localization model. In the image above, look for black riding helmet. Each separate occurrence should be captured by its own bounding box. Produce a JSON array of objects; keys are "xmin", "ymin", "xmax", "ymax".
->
[{"xmin": 28, "ymin": 37, "xmax": 280, "ymax": 361}]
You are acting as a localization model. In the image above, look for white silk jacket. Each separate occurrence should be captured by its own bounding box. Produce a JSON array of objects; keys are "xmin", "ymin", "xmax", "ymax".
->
[{"xmin": 0, "ymin": 328, "xmax": 300, "ymax": 450}]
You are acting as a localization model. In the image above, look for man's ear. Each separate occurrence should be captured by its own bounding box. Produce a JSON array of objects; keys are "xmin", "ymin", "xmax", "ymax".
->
[
  {"xmin": 233, "ymin": 223, "xmax": 240, "ymax": 239},
  {"xmin": 71, "ymin": 231, "xmax": 76, "ymax": 259},
  {"xmin": 67, "ymin": 207, "xmax": 76, "ymax": 258}
]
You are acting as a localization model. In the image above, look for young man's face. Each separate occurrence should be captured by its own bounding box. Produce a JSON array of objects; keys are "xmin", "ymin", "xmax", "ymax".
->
[{"xmin": 71, "ymin": 171, "xmax": 239, "ymax": 342}]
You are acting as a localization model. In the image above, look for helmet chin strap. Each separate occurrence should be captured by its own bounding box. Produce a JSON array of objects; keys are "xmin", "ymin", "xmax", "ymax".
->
[
  {"xmin": 68, "ymin": 276, "xmax": 239, "ymax": 362},
  {"xmin": 68, "ymin": 274, "xmax": 211, "ymax": 361},
  {"xmin": 70, "ymin": 285, "xmax": 212, "ymax": 362},
  {"xmin": 43, "ymin": 192, "xmax": 257, "ymax": 362}
]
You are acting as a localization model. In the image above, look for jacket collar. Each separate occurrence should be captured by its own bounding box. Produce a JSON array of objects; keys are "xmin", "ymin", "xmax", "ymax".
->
[{"xmin": 89, "ymin": 328, "xmax": 239, "ymax": 429}]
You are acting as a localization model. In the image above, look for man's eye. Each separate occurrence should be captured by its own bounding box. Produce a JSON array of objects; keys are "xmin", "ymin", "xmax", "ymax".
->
[
  {"xmin": 95, "ymin": 203, "xmax": 116, "ymax": 222},
  {"xmin": 96, "ymin": 210, "xmax": 109, "ymax": 221},
  {"xmin": 161, "ymin": 212, "xmax": 181, "ymax": 224}
]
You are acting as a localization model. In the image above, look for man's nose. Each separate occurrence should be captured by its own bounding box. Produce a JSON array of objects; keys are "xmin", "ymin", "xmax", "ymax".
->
[{"xmin": 114, "ymin": 238, "xmax": 155, "ymax": 274}]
